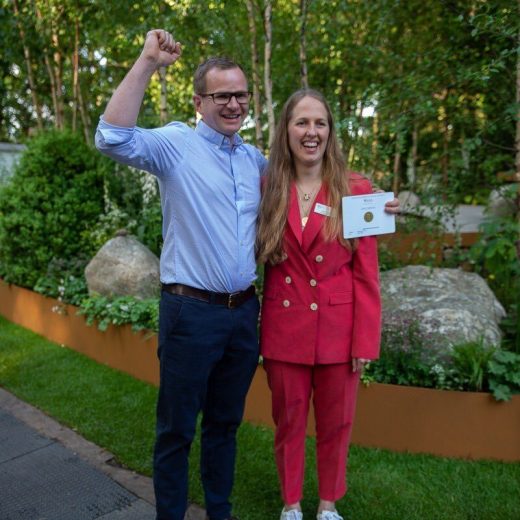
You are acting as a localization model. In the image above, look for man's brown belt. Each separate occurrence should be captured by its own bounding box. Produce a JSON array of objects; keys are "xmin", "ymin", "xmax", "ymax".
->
[{"xmin": 161, "ymin": 283, "xmax": 256, "ymax": 309}]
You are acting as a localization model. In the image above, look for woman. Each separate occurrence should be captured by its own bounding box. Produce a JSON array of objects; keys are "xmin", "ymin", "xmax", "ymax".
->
[{"xmin": 256, "ymin": 89, "xmax": 382, "ymax": 520}]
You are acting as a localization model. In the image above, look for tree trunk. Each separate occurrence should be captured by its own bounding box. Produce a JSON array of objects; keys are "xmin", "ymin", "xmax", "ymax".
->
[
  {"xmin": 246, "ymin": 0, "xmax": 265, "ymax": 151},
  {"xmin": 439, "ymin": 89, "xmax": 451, "ymax": 200},
  {"xmin": 347, "ymin": 100, "xmax": 365, "ymax": 168},
  {"xmin": 72, "ymin": 17, "xmax": 80, "ymax": 132},
  {"xmin": 263, "ymin": 0, "xmax": 276, "ymax": 149},
  {"xmin": 34, "ymin": 2, "xmax": 63, "ymax": 129},
  {"xmin": 515, "ymin": 0, "xmax": 520, "ymax": 238},
  {"xmin": 158, "ymin": 67, "xmax": 168, "ymax": 125},
  {"xmin": 392, "ymin": 143, "xmax": 402, "ymax": 196},
  {"xmin": 441, "ymin": 114, "xmax": 450, "ymax": 200},
  {"xmin": 371, "ymin": 112, "xmax": 379, "ymax": 177},
  {"xmin": 77, "ymin": 82, "xmax": 91, "ymax": 144},
  {"xmin": 515, "ymin": 0, "xmax": 520, "ymax": 183},
  {"xmin": 51, "ymin": 30, "xmax": 64, "ymax": 129},
  {"xmin": 408, "ymin": 121, "xmax": 419, "ymax": 190},
  {"xmin": 12, "ymin": 0, "xmax": 43, "ymax": 130},
  {"xmin": 299, "ymin": 0, "xmax": 310, "ymax": 88}
]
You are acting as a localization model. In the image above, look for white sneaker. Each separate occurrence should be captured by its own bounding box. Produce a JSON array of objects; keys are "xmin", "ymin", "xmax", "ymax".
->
[
  {"xmin": 280, "ymin": 508, "xmax": 303, "ymax": 520},
  {"xmin": 316, "ymin": 510, "xmax": 343, "ymax": 520}
]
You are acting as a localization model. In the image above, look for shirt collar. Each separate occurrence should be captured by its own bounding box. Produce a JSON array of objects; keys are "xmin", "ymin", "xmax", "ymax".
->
[{"xmin": 195, "ymin": 119, "xmax": 244, "ymax": 149}]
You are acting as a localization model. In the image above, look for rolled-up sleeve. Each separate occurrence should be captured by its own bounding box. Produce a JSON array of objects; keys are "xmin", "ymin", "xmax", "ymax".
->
[{"xmin": 95, "ymin": 117, "xmax": 187, "ymax": 178}]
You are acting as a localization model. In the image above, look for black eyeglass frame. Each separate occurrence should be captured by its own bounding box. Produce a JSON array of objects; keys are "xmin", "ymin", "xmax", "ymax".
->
[{"xmin": 198, "ymin": 91, "xmax": 253, "ymax": 105}]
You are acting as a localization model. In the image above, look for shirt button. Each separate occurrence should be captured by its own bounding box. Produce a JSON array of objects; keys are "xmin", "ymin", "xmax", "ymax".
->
[
  {"xmin": 283, "ymin": 300, "xmax": 290, "ymax": 307},
  {"xmin": 315, "ymin": 255, "xmax": 324, "ymax": 263},
  {"xmin": 285, "ymin": 276, "xmax": 292, "ymax": 284},
  {"xmin": 309, "ymin": 279, "xmax": 317, "ymax": 287},
  {"xmin": 310, "ymin": 303, "xmax": 318, "ymax": 311}
]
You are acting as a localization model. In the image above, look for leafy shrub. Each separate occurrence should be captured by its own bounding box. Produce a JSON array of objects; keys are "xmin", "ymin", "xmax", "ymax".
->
[
  {"xmin": 468, "ymin": 195, "xmax": 520, "ymax": 352},
  {"xmin": 446, "ymin": 340, "xmax": 496, "ymax": 392},
  {"xmin": 0, "ymin": 130, "xmax": 106, "ymax": 287},
  {"xmin": 33, "ymin": 257, "xmax": 89, "ymax": 306},
  {"xmin": 469, "ymin": 215, "xmax": 519, "ymax": 307},
  {"xmin": 78, "ymin": 294, "xmax": 159, "ymax": 333},
  {"xmin": 83, "ymin": 165, "xmax": 163, "ymax": 257},
  {"xmin": 488, "ymin": 350, "xmax": 520, "ymax": 401},
  {"xmin": 363, "ymin": 315, "xmax": 446, "ymax": 388}
]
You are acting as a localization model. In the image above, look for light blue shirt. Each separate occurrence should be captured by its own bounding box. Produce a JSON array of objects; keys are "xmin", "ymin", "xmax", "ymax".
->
[{"xmin": 95, "ymin": 118, "xmax": 267, "ymax": 293}]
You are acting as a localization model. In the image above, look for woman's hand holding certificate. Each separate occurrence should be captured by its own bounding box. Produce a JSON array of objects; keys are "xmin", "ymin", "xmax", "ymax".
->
[{"xmin": 342, "ymin": 192, "xmax": 396, "ymax": 238}]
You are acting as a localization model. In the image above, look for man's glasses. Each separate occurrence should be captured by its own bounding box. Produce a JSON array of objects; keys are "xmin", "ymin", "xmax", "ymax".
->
[{"xmin": 200, "ymin": 91, "xmax": 252, "ymax": 105}]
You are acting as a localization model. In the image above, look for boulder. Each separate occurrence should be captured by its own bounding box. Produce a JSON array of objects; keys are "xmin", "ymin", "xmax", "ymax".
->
[
  {"xmin": 85, "ymin": 232, "xmax": 160, "ymax": 300},
  {"xmin": 396, "ymin": 190, "xmax": 421, "ymax": 213},
  {"xmin": 380, "ymin": 265, "xmax": 506, "ymax": 350},
  {"xmin": 486, "ymin": 184, "xmax": 518, "ymax": 218}
]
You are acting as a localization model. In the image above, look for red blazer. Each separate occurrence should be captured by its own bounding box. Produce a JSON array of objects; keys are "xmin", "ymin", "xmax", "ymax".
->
[{"xmin": 260, "ymin": 173, "xmax": 381, "ymax": 365}]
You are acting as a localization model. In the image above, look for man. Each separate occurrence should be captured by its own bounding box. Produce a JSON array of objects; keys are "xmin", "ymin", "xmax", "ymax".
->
[
  {"xmin": 96, "ymin": 29, "xmax": 264, "ymax": 520},
  {"xmin": 96, "ymin": 29, "xmax": 398, "ymax": 520}
]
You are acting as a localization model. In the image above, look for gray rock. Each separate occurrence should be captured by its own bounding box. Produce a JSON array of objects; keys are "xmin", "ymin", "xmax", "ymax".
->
[
  {"xmin": 85, "ymin": 233, "xmax": 160, "ymax": 300},
  {"xmin": 396, "ymin": 190, "xmax": 421, "ymax": 212},
  {"xmin": 381, "ymin": 265, "xmax": 506, "ymax": 349},
  {"xmin": 486, "ymin": 184, "xmax": 518, "ymax": 218}
]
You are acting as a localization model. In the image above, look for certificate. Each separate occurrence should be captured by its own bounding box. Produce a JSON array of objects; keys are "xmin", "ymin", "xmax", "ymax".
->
[{"xmin": 342, "ymin": 192, "xmax": 396, "ymax": 238}]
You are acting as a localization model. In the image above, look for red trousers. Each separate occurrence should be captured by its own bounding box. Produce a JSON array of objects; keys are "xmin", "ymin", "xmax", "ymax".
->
[{"xmin": 264, "ymin": 360, "xmax": 360, "ymax": 504}]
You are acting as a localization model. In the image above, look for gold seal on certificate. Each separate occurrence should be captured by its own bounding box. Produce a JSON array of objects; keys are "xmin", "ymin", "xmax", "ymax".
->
[{"xmin": 342, "ymin": 192, "xmax": 396, "ymax": 238}]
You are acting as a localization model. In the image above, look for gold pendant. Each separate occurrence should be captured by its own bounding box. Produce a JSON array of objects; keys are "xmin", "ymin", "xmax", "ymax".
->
[
  {"xmin": 301, "ymin": 216, "xmax": 308, "ymax": 227},
  {"xmin": 303, "ymin": 193, "xmax": 311, "ymax": 201}
]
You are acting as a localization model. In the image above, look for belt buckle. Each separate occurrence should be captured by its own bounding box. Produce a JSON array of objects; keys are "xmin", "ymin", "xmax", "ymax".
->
[{"xmin": 227, "ymin": 291, "xmax": 240, "ymax": 309}]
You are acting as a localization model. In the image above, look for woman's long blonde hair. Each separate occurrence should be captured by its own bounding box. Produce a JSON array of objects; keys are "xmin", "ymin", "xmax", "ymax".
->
[{"xmin": 256, "ymin": 89, "xmax": 352, "ymax": 265}]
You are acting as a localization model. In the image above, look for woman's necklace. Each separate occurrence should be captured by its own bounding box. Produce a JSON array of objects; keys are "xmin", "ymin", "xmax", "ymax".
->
[{"xmin": 296, "ymin": 181, "xmax": 321, "ymax": 228}]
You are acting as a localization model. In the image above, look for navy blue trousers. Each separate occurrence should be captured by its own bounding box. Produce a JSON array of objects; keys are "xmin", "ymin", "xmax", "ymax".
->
[{"xmin": 153, "ymin": 290, "xmax": 260, "ymax": 520}]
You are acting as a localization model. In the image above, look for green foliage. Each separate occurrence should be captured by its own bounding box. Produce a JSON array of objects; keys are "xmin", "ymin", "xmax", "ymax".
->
[
  {"xmin": 33, "ymin": 257, "xmax": 89, "ymax": 306},
  {"xmin": 0, "ymin": 130, "xmax": 105, "ymax": 287},
  {"xmin": 2, "ymin": 0, "xmax": 517, "ymax": 209},
  {"xmin": 84, "ymin": 165, "xmax": 163, "ymax": 257},
  {"xmin": 488, "ymin": 350, "xmax": 520, "ymax": 401},
  {"xmin": 363, "ymin": 315, "xmax": 446, "ymax": 389},
  {"xmin": 78, "ymin": 294, "xmax": 159, "ymax": 333},
  {"xmin": 469, "ymin": 213, "xmax": 519, "ymax": 305},
  {"xmin": 133, "ymin": 197, "xmax": 163, "ymax": 257},
  {"xmin": 364, "ymin": 318, "xmax": 520, "ymax": 401},
  {"xmin": 447, "ymin": 340, "xmax": 496, "ymax": 392},
  {"xmin": 468, "ymin": 201, "xmax": 520, "ymax": 352}
]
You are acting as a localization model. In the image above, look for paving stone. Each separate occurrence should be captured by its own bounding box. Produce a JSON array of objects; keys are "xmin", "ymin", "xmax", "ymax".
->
[{"xmin": 0, "ymin": 414, "xmax": 153, "ymax": 520}]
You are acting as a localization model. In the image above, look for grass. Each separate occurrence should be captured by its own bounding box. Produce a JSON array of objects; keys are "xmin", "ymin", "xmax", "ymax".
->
[{"xmin": 0, "ymin": 315, "xmax": 519, "ymax": 520}]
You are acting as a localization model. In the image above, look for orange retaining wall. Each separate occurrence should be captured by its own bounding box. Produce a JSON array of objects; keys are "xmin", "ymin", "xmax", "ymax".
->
[
  {"xmin": 0, "ymin": 281, "xmax": 159, "ymax": 386},
  {"xmin": 1, "ymin": 280, "xmax": 519, "ymax": 462}
]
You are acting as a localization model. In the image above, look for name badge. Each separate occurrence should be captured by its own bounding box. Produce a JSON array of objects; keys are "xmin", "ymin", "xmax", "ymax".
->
[{"xmin": 314, "ymin": 203, "xmax": 331, "ymax": 217}]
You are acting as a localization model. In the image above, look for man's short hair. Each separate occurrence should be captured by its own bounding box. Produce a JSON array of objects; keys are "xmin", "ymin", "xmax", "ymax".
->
[{"xmin": 193, "ymin": 57, "xmax": 246, "ymax": 94}]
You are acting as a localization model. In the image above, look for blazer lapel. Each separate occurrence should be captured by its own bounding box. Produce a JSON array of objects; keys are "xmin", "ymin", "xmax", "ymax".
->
[
  {"xmin": 287, "ymin": 183, "xmax": 303, "ymax": 246},
  {"xmin": 302, "ymin": 185, "xmax": 328, "ymax": 251}
]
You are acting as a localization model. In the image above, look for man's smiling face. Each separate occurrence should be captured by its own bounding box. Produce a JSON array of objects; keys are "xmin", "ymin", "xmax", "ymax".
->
[{"xmin": 194, "ymin": 67, "xmax": 249, "ymax": 137}]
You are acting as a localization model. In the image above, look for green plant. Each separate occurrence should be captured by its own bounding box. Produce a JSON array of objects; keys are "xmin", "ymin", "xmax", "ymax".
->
[
  {"xmin": 446, "ymin": 340, "xmax": 496, "ymax": 392},
  {"xmin": 363, "ymin": 315, "xmax": 446, "ymax": 389},
  {"xmin": 0, "ymin": 130, "xmax": 106, "ymax": 288},
  {"xmin": 468, "ymin": 200, "xmax": 520, "ymax": 352},
  {"xmin": 487, "ymin": 350, "xmax": 520, "ymax": 402},
  {"xmin": 469, "ymin": 215, "xmax": 519, "ymax": 305},
  {"xmin": 33, "ymin": 256, "xmax": 89, "ymax": 306},
  {"xmin": 83, "ymin": 166, "xmax": 164, "ymax": 257},
  {"xmin": 78, "ymin": 294, "xmax": 159, "ymax": 333}
]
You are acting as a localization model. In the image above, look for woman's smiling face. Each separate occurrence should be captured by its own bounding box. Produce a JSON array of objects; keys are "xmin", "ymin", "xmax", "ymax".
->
[{"xmin": 287, "ymin": 96, "xmax": 330, "ymax": 171}]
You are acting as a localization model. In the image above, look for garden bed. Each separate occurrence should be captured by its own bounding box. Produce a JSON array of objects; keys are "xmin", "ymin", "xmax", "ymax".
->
[{"xmin": 1, "ymin": 279, "xmax": 518, "ymax": 462}]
